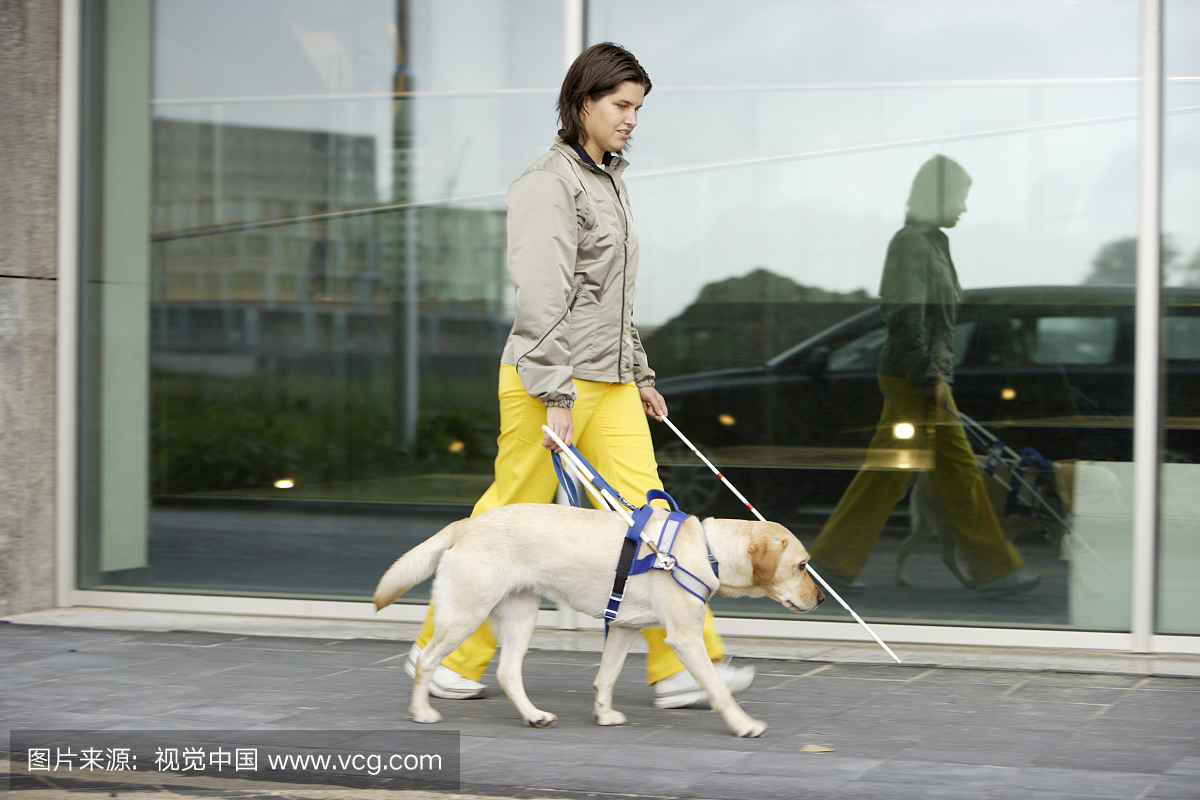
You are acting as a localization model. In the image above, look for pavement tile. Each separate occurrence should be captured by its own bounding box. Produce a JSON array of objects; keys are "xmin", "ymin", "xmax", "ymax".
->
[
  {"xmin": 202, "ymin": 661, "xmax": 352, "ymax": 680},
  {"xmin": 908, "ymin": 667, "xmax": 1030, "ymax": 684},
  {"xmin": 1168, "ymin": 757, "xmax": 1200, "ymax": 777},
  {"xmin": 6, "ymin": 652, "xmax": 168, "ymax": 675},
  {"xmin": 892, "ymin": 679, "xmax": 1023, "ymax": 700},
  {"xmin": 125, "ymin": 630, "xmax": 251, "ymax": 646},
  {"xmin": 1022, "ymin": 671, "xmax": 1147, "ymax": 689},
  {"xmin": 859, "ymin": 758, "xmax": 1015, "ymax": 782},
  {"xmin": 8, "ymin": 711, "xmax": 150, "ymax": 729},
  {"xmin": 753, "ymin": 661, "xmax": 835, "ymax": 676},
  {"xmin": 1014, "ymin": 766, "xmax": 1161, "ymax": 798},
  {"xmin": 319, "ymin": 638, "xmax": 410, "ymax": 654},
  {"xmin": 808, "ymin": 663, "xmax": 932, "ymax": 681},
  {"xmin": 1002, "ymin": 683, "xmax": 1130, "ymax": 704},
  {"xmin": 141, "ymin": 646, "xmax": 275, "ymax": 664},
  {"xmin": 993, "ymin": 794, "xmax": 1134, "ymax": 800},
  {"xmin": 1082, "ymin": 715, "xmax": 1200, "ymax": 739},
  {"xmin": 736, "ymin": 751, "xmax": 884, "ymax": 780},
  {"xmin": 1031, "ymin": 737, "xmax": 1199, "ymax": 775},
  {"xmin": 1144, "ymin": 776, "xmax": 1200, "ymax": 799},
  {"xmin": 1103, "ymin": 689, "xmax": 1200, "ymax": 716},
  {"xmin": 215, "ymin": 636, "xmax": 349, "ymax": 651},
  {"xmin": 1139, "ymin": 676, "xmax": 1200, "ymax": 692},
  {"xmin": 683, "ymin": 770, "xmax": 856, "ymax": 798},
  {"xmin": 835, "ymin": 777, "xmax": 1019, "ymax": 800}
]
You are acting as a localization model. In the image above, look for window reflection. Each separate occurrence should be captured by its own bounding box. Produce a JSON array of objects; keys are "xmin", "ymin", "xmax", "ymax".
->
[
  {"xmin": 80, "ymin": 0, "xmax": 563, "ymax": 599},
  {"xmin": 598, "ymin": 0, "xmax": 1144, "ymax": 629},
  {"xmin": 79, "ymin": 0, "xmax": 1200, "ymax": 636},
  {"xmin": 1159, "ymin": 0, "xmax": 1200, "ymax": 636}
]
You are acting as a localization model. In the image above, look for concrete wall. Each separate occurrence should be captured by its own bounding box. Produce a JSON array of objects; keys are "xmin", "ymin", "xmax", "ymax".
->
[{"xmin": 0, "ymin": 0, "xmax": 60, "ymax": 615}]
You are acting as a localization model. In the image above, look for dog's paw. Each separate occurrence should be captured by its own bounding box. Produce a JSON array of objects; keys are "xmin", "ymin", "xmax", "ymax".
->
[
  {"xmin": 524, "ymin": 711, "xmax": 558, "ymax": 728},
  {"xmin": 735, "ymin": 718, "xmax": 768, "ymax": 738},
  {"xmin": 594, "ymin": 709, "xmax": 627, "ymax": 726},
  {"xmin": 410, "ymin": 707, "xmax": 442, "ymax": 724}
]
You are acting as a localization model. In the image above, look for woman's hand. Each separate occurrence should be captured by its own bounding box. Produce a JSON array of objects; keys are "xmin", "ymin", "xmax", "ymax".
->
[
  {"xmin": 640, "ymin": 386, "xmax": 668, "ymax": 421},
  {"xmin": 925, "ymin": 383, "xmax": 946, "ymax": 409},
  {"xmin": 543, "ymin": 405, "xmax": 574, "ymax": 452}
]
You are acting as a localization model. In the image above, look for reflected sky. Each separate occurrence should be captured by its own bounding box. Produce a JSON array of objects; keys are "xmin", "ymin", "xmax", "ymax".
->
[{"xmin": 149, "ymin": 0, "xmax": 1200, "ymax": 325}]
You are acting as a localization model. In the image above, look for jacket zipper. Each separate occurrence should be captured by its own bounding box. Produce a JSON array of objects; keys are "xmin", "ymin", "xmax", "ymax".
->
[{"xmin": 600, "ymin": 167, "xmax": 630, "ymax": 384}]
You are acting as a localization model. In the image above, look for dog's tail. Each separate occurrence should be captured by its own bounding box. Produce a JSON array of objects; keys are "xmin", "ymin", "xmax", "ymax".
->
[{"xmin": 373, "ymin": 520, "xmax": 465, "ymax": 610}]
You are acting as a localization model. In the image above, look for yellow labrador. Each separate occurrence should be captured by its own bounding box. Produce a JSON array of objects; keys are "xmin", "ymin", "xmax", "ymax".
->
[{"xmin": 374, "ymin": 503, "xmax": 824, "ymax": 738}]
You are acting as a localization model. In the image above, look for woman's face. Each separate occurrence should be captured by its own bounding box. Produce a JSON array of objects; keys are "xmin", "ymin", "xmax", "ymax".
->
[{"xmin": 580, "ymin": 80, "xmax": 644, "ymax": 159}]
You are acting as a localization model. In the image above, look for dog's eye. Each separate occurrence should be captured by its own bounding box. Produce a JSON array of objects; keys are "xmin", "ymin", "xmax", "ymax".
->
[{"xmin": 798, "ymin": 562, "xmax": 808, "ymax": 572}]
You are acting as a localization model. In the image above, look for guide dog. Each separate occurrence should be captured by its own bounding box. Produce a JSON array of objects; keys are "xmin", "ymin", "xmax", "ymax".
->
[
  {"xmin": 897, "ymin": 456, "xmax": 1076, "ymax": 587},
  {"xmin": 374, "ymin": 503, "xmax": 824, "ymax": 737}
]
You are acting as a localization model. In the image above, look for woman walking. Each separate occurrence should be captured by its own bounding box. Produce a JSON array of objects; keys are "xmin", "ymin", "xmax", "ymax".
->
[{"xmin": 406, "ymin": 42, "xmax": 753, "ymax": 708}]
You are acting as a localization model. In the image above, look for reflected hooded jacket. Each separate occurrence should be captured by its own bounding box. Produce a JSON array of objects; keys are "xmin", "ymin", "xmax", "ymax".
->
[
  {"xmin": 877, "ymin": 223, "xmax": 961, "ymax": 389},
  {"xmin": 500, "ymin": 138, "xmax": 654, "ymax": 407}
]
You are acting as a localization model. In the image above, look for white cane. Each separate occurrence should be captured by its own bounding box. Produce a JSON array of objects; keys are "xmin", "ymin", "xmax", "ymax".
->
[{"xmin": 657, "ymin": 415, "xmax": 902, "ymax": 664}]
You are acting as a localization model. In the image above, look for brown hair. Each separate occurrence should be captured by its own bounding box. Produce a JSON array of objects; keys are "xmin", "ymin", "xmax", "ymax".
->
[{"xmin": 557, "ymin": 42, "xmax": 652, "ymax": 147}]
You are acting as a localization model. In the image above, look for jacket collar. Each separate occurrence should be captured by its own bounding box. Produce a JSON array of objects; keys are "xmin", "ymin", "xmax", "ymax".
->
[{"xmin": 555, "ymin": 135, "xmax": 628, "ymax": 178}]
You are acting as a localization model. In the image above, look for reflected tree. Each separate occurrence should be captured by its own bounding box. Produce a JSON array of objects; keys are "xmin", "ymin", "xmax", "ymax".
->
[{"xmin": 1083, "ymin": 236, "xmax": 1179, "ymax": 285}]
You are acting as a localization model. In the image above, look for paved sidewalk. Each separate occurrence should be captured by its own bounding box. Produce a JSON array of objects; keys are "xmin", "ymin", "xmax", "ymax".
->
[{"xmin": 2, "ymin": 616, "xmax": 1199, "ymax": 800}]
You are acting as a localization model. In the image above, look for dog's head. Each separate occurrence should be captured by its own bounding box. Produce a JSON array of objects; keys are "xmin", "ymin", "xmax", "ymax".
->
[{"xmin": 706, "ymin": 519, "xmax": 825, "ymax": 612}]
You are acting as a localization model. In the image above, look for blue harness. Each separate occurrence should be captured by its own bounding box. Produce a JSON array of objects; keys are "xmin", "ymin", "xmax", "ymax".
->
[
  {"xmin": 966, "ymin": 427, "xmax": 1057, "ymax": 521},
  {"xmin": 551, "ymin": 448, "xmax": 718, "ymax": 623}
]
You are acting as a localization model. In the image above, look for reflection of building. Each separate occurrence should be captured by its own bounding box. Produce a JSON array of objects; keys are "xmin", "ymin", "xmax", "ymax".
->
[{"xmin": 149, "ymin": 119, "xmax": 508, "ymax": 381}]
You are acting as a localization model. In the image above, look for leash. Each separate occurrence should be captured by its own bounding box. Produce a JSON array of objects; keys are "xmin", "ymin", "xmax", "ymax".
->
[
  {"xmin": 947, "ymin": 408, "xmax": 1072, "ymax": 531},
  {"xmin": 656, "ymin": 415, "xmax": 902, "ymax": 664},
  {"xmin": 946, "ymin": 408, "xmax": 1116, "ymax": 579},
  {"xmin": 542, "ymin": 427, "xmax": 717, "ymax": 624}
]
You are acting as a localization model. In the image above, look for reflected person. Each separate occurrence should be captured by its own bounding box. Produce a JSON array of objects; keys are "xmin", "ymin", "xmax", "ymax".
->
[{"xmin": 808, "ymin": 155, "xmax": 1039, "ymax": 597}]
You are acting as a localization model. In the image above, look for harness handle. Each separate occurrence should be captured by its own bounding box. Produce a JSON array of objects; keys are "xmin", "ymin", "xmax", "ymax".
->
[
  {"xmin": 644, "ymin": 488, "xmax": 681, "ymax": 512},
  {"xmin": 551, "ymin": 446, "xmax": 638, "ymax": 512}
]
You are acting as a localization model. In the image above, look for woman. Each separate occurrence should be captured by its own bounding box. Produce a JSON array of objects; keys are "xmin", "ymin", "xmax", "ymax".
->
[
  {"xmin": 808, "ymin": 155, "xmax": 1040, "ymax": 596},
  {"xmin": 406, "ymin": 42, "xmax": 753, "ymax": 708}
]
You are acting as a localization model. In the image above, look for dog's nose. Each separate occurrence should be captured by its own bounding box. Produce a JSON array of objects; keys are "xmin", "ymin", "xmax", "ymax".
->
[{"xmin": 817, "ymin": 590, "xmax": 826, "ymax": 605}]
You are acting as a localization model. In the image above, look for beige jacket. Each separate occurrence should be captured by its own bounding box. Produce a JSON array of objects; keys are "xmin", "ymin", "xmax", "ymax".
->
[{"xmin": 500, "ymin": 139, "xmax": 654, "ymax": 407}]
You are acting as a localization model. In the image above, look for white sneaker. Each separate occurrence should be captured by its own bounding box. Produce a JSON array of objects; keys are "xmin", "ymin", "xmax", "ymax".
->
[
  {"xmin": 653, "ymin": 658, "xmax": 756, "ymax": 709},
  {"xmin": 404, "ymin": 643, "xmax": 487, "ymax": 699}
]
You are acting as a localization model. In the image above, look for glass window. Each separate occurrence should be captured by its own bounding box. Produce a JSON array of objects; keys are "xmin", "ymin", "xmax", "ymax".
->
[
  {"xmin": 79, "ymin": 0, "xmax": 1193, "ymax": 639},
  {"xmin": 1158, "ymin": 0, "xmax": 1200, "ymax": 636},
  {"xmin": 593, "ymin": 0, "xmax": 1143, "ymax": 630},
  {"xmin": 78, "ymin": 0, "xmax": 563, "ymax": 600}
]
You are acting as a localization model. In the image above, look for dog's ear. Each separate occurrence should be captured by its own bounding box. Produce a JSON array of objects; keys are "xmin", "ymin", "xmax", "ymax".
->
[{"xmin": 748, "ymin": 535, "xmax": 785, "ymax": 585}]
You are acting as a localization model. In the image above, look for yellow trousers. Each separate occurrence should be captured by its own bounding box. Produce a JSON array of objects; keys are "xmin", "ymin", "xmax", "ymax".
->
[
  {"xmin": 809, "ymin": 376, "xmax": 1023, "ymax": 585},
  {"xmin": 416, "ymin": 364, "xmax": 724, "ymax": 683}
]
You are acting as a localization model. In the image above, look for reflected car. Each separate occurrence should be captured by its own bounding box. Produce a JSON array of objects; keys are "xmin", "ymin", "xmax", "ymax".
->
[{"xmin": 652, "ymin": 285, "xmax": 1200, "ymax": 520}]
